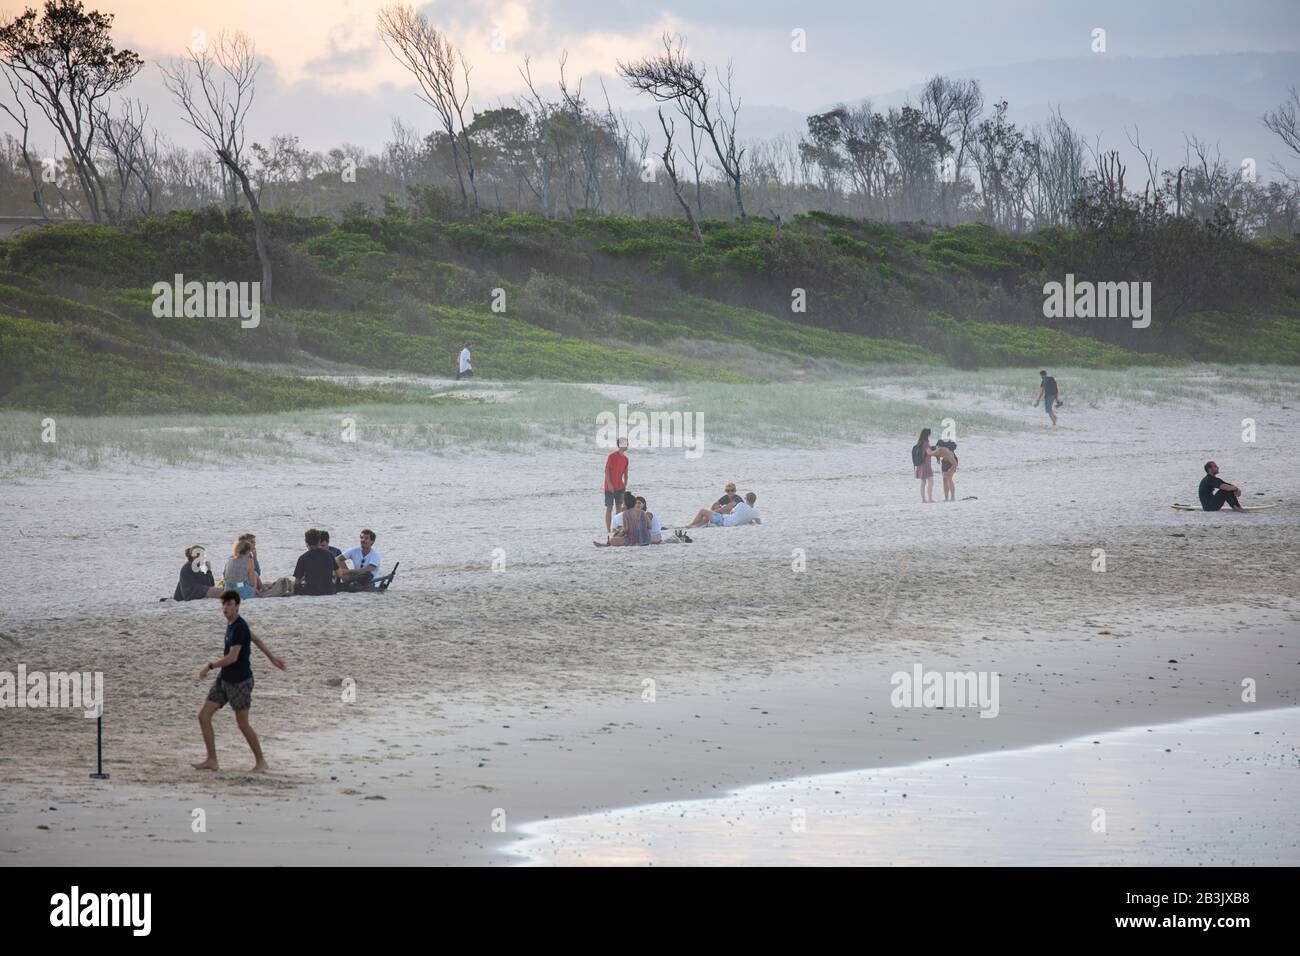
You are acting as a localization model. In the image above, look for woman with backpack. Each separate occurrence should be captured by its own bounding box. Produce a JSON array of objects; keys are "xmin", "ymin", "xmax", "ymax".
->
[{"xmin": 912, "ymin": 428, "xmax": 936, "ymax": 503}]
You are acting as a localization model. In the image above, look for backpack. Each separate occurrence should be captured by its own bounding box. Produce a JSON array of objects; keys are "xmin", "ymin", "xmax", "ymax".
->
[{"xmin": 911, "ymin": 443, "xmax": 923, "ymax": 467}]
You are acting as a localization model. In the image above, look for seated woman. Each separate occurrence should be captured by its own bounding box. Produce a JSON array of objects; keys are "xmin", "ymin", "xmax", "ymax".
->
[
  {"xmin": 594, "ymin": 494, "xmax": 650, "ymax": 547},
  {"xmin": 175, "ymin": 546, "xmax": 224, "ymax": 600},
  {"xmin": 223, "ymin": 538, "xmax": 261, "ymax": 599},
  {"xmin": 636, "ymin": 496, "xmax": 663, "ymax": 544}
]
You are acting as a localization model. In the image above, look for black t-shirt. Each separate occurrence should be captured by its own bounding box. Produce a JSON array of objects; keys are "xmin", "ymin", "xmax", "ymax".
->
[
  {"xmin": 715, "ymin": 493, "xmax": 743, "ymax": 508},
  {"xmin": 1198, "ymin": 473, "xmax": 1224, "ymax": 509},
  {"xmin": 221, "ymin": 616, "xmax": 252, "ymax": 682},
  {"xmin": 1041, "ymin": 376, "xmax": 1058, "ymax": 396},
  {"xmin": 294, "ymin": 548, "xmax": 337, "ymax": 596},
  {"xmin": 175, "ymin": 562, "xmax": 214, "ymax": 601}
]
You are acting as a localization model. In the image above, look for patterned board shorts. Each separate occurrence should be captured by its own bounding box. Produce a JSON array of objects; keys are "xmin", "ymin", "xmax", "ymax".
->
[{"xmin": 207, "ymin": 674, "xmax": 254, "ymax": 711}]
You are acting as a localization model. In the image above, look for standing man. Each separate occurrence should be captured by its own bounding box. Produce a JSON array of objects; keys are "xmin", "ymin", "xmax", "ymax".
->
[
  {"xmin": 1198, "ymin": 461, "xmax": 1245, "ymax": 512},
  {"xmin": 194, "ymin": 591, "xmax": 286, "ymax": 773},
  {"xmin": 604, "ymin": 437, "xmax": 629, "ymax": 534},
  {"xmin": 1036, "ymin": 370, "xmax": 1059, "ymax": 426},
  {"xmin": 457, "ymin": 342, "xmax": 473, "ymax": 380}
]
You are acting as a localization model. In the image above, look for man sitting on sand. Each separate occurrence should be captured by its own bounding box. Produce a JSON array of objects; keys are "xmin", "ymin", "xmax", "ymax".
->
[
  {"xmin": 194, "ymin": 590, "xmax": 286, "ymax": 773},
  {"xmin": 294, "ymin": 528, "xmax": 337, "ymax": 595},
  {"xmin": 1199, "ymin": 461, "xmax": 1245, "ymax": 512},
  {"xmin": 337, "ymin": 529, "xmax": 381, "ymax": 587},
  {"xmin": 685, "ymin": 492, "xmax": 761, "ymax": 528}
]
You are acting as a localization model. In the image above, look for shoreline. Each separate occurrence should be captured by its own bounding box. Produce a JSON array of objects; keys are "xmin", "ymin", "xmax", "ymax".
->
[
  {"xmin": 3, "ymin": 610, "xmax": 1296, "ymax": 865},
  {"xmin": 509, "ymin": 706, "xmax": 1300, "ymax": 866}
]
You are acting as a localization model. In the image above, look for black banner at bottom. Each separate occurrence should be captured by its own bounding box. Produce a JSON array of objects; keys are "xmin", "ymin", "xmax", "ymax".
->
[{"xmin": 10, "ymin": 866, "xmax": 1287, "ymax": 941}]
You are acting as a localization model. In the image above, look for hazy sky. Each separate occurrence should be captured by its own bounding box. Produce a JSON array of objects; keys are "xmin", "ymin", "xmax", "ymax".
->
[{"xmin": 7, "ymin": 1, "xmax": 1300, "ymax": 159}]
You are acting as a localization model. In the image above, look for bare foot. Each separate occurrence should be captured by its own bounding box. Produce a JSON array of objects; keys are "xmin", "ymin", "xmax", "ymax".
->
[
  {"xmin": 249, "ymin": 761, "xmax": 269, "ymax": 773},
  {"xmin": 193, "ymin": 758, "xmax": 219, "ymax": 771}
]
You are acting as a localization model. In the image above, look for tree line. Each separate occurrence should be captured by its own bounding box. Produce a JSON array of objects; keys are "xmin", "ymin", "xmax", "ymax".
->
[{"xmin": 3, "ymin": 0, "xmax": 1300, "ymax": 256}]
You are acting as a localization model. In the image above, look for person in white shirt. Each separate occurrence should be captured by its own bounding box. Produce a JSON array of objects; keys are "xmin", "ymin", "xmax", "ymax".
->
[
  {"xmin": 337, "ymin": 528, "xmax": 381, "ymax": 584},
  {"xmin": 457, "ymin": 343, "xmax": 473, "ymax": 380},
  {"xmin": 684, "ymin": 492, "xmax": 761, "ymax": 528}
]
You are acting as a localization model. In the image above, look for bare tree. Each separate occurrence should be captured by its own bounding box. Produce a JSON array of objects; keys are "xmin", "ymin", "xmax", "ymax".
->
[
  {"xmin": 0, "ymin": 0, "xmax": 143, "ymax": 223},
  {"xmin": 619, "ymin": 33, "xmax": 747, "ymax": 217},
  {"xmin": 161, "ymin": 31, "xmax": 273, "ymax": 303},
  {"xmin": 658, "ymin": 109, "xmax": 702, "ymax": 242},
  {"xmin": 377, "ymin": 4, "xmax": 479, "ymax": 214},
  {"xmin": 0, "ymin": 66, "xmax": 48, "ymax": 218},
  {"xmin": 1263, "ymin": 86, "xmax": 1300, "ymax": 180},
  {"xmin": 516, "ymin": 56, "xmax": 560, "ymax": 217},
  {"xmin": 558, "ymin": 53, "xmax": 607, "ymax": 213},
  {"xmin": 97, "ymin": 98, "xmax": 161, "ymax": 220},
  {"xmin": 920, "ymin": 75, "xmax": 982, "ymax": 223}
]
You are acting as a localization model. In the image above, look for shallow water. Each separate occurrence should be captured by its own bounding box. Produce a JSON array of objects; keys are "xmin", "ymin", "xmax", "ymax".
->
[{"xmin": 508, "ymin": 707, "xmax": 1300, "ymax": 866}]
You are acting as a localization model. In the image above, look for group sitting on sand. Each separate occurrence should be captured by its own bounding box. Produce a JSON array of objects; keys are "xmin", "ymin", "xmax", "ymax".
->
[
  {"xmin": 912, "ymin": 428, "xmax": 959, "ymax": 502},
  {"xmin": 594, "ymin": 482, "xmax": 762, "ymax": 547},
  {"xmin": 174, "ymin": 528, "xmax": 393, "ymax": 600}
]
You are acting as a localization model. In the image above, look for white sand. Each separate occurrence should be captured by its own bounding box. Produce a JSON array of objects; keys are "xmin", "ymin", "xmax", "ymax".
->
[{"xmin": 1, "ymin": 376, "xmax": 1297, "ymax": 864}]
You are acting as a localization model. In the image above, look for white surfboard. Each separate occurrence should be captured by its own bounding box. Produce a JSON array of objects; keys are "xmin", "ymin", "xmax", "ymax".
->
[{"xmin": 1171, "ymin": 503, "xmax": 1278, "ymax": 512}]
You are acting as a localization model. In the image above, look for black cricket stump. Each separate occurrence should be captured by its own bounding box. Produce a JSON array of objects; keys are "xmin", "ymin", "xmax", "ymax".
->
[{"xmin": 89, "ymin": 712, "xmax": 110, "ymax": 780}]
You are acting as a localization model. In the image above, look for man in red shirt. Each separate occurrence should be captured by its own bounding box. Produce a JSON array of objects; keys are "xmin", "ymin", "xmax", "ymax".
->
[{"xmin": 604, "ymin": 438, "xmax": 629, "ymax": 533}]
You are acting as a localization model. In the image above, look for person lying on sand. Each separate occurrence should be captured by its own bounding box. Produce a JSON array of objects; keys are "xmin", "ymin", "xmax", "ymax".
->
[
  {"xmin": 194, "ymin": 590, "xmax": 286, "ymax": 773},
  {"xmin": 595, "ymin": 494, "xmax": 650, "ymax": 546},
  {"xmin": 712, "ymin": 482, "xmax": 743, "ymax": 515},
  {"xmin": 175, "ymin": 546, "xmax": 224, "ymax": 600},
  {"xmin": 1198, "ymin": 461, "xmax": 1245, "ymax": 512},
  {"xmin": 685, "ymin": 492, "xmax": 761, "ymax": 528}
]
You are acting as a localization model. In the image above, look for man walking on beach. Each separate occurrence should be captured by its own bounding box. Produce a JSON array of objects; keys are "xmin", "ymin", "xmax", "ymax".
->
[
  {"xmin": 604, "ymin": 437, "xmax": 629, "ymax": 533},
  {"xmin": 195, "ymin": 591, "xmax": 286, "ymax": 772},
  {"xmin": 1036, "ymin": 370, "xmax": 1059, "ymax": 425},
  {"xmin": 1199, "ymin": 461, "xmax": 1245, "ymax": 512}
]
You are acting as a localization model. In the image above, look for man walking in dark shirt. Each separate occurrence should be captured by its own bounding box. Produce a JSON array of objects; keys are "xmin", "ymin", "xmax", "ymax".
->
[
  {"xmin": 1198, "ymin": 461, "xmax": 1245, "ymax": 512},
  {"xmin": 194, "ymin": 591, "xmax": 286, "ymax": 772},
  {"xmin": 293, "ymin": 528, "xmax": 337, "ymax": 595},
  {"xmin": 1036, "ymin": 370, "xmax": 1059, "ymax": 426}
]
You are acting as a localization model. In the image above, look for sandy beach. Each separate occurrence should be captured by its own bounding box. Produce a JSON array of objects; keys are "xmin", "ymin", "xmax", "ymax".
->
[{"xmin": 2, "ymin": 371, "xmax": 1298, "ymax": 865}]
